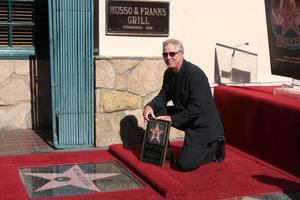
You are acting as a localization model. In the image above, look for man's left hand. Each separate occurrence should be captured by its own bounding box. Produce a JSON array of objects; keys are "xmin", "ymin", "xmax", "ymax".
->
[{"xmin": 156, "ymin": 115, "xmax": 171, "ymax": 122}]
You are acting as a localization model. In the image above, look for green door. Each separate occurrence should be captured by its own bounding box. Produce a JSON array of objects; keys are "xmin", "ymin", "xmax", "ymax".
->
[{"xmin": 48, "ymin": 0, "xmax": 94, "ymax": 148}]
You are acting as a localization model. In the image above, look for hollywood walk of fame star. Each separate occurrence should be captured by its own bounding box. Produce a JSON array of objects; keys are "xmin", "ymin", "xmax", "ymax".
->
[
  {"xmin": 24, "ymin": 165, "xmax": 120, "ymax": 192},
  {"xmin": 150, "ymin": 124, "xmax": 164, "ymax": 143}
]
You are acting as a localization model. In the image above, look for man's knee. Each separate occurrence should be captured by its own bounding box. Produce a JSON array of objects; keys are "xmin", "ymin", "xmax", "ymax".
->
[
  {"xmin": 175, "ymin": 143, "xmax": 216, "ymax": 172},
  {"xmin": 176, "ymin": 157, "xmax": 199, "ymax": 172}
]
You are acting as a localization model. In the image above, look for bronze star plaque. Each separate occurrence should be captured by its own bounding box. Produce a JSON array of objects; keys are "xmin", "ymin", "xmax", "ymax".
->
[
  {"xmin": 19, "ymin": 161, "xmax": 144, "ymax": 198},
  {"xmin": 140, "ymin": 119, "xmax": 171, "ymax": 166}
]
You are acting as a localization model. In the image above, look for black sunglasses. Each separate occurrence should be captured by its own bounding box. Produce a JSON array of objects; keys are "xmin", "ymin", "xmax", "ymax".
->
[{"xmin": 162, "ymin": 51, "xmax": 181, "ymax": 57}]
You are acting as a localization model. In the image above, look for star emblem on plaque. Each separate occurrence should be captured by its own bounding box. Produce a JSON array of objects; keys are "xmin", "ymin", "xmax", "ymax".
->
[{"xmin": 150, "ymin": 124, "xmax": 165, "ymax": 144}]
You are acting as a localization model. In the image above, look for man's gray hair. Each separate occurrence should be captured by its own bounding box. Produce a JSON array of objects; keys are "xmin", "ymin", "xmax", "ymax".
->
[{"xmin": 163, "ymin": 38, "xmax": 184, "ymax": 53}]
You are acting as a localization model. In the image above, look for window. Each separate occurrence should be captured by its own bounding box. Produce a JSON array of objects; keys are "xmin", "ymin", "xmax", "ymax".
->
[{"xmin": 0, "ymin": 0, "xmax": 35, "ymax": 57}]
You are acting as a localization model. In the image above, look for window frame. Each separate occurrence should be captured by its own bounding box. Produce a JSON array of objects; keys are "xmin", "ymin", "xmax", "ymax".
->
[{"xmin": 0, "ymin": 0, "xmax": 35, "ymax": 59}]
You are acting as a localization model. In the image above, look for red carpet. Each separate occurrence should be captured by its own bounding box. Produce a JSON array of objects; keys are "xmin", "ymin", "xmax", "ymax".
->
[
  {"xmin": 1, "ymin": 143, "xmax": 300, "ymax": 200},
  {"xmin": 109, "ymin": 145, "xmax": 187, "ymax": 197},
  {"xmin": 109, "ymin": 141, "xmax": 300, "ymax": 199}
]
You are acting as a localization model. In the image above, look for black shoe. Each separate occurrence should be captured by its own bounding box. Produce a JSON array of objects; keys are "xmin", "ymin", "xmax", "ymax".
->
[
  {"xmin": 213, "ymin": 136, "xmax": 226, "ymax": 162},
  {"xmin": 165, "ymin": 148, "xmax": 173, "ymax": 163}
]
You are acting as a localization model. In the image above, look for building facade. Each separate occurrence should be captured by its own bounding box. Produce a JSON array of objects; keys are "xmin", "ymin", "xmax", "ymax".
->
[{"xmin": 0, "ymin": 0, "xmax": 291, "ymax": 148}]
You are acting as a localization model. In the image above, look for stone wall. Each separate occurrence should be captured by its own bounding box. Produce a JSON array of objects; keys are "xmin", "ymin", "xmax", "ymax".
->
[
  {"xmin": 0, "ymin": 57, "xmax": 184, "ymax": 147},
  {"xmin": 95, "ymin": 57, "xmax": 184, "ymax": 147},
  {"xmin": 0, "ymin": 60, "xmax": 31, "ymax": 130}
]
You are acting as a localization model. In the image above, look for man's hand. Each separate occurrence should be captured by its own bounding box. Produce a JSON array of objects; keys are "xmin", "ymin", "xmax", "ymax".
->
[
  {"xmin": 155, "ymin": 115, "xmax": 171, "ymax": 122},
  {"xmin": 143, "ymin": 105, "xmax": 156, "ymax": 124}
]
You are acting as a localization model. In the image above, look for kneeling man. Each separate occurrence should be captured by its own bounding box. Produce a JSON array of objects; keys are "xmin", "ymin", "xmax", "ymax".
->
[{"xmin": 143, "ymin": 38, "xmax": 225, "ymax": 171}]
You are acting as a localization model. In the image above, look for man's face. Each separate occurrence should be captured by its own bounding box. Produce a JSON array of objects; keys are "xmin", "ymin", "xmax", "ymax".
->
[{"xmin": 162, "ymin": 43, "xmax": 184, "ymax": 72}]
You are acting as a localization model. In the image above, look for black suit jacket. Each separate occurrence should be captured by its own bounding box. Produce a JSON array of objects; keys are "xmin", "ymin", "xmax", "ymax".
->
[{"xmin": 147, "ymin": 59, "xmax": 224, "ymax": 145}]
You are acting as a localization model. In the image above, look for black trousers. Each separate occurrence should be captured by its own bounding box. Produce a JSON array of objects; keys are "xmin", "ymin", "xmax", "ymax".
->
[
  {"xmin": 176, "ymin": 139, "xmax": 219, "ymax": 171},
  {"xmin": 156, "ymin": 106, "xmax": 220, "ymax": 171}
]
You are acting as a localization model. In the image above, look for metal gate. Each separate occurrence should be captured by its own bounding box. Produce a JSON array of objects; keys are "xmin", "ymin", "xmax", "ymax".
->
[{"xmin": 48, "ymin": 0, "xmax": 94, "ymax": 148}]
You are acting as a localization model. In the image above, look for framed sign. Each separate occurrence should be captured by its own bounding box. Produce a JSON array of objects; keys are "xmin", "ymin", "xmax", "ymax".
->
[
  {"xmin": 140, "ymin": 119, "xmax": 171, "ymax": 167},
  {"xmin": 106, "ymin": 0, "xmax": 169, "ymax": 36},
  {"xmin": 264, "ymin": 0, "xmax": 300, "ymax": 79}
]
